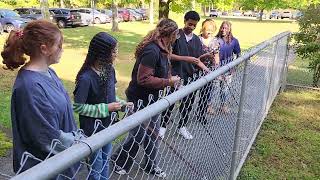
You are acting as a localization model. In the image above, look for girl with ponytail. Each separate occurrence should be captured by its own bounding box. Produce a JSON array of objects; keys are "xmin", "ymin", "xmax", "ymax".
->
[{"xmin": 1, "ymin": 20, "xmax": 78, "ymax": 177}]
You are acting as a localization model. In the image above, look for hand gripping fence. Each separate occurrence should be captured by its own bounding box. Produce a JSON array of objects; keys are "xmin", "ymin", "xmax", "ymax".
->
[{"xmin": 2, "ymin": 31, "xmax": 291, "ymax": 180}]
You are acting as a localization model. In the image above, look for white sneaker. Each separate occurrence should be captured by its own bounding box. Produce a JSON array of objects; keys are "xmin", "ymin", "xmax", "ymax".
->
[
  {"xmin": 114, "ymin": 166, "xmax": 127, "ymax": 175},
  {"xmin": 159, "ymin": 127, "xmax": 167, "ymax": 139},
  {"xmin": 178, "ymin": 127, "xmax": 193, "ymax": 139}
]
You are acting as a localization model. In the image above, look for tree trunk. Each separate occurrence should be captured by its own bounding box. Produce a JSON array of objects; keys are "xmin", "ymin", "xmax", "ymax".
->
[
  {"xmin": 191, "ymin": 0, "xmax": 196, "ymax": 10},
  {"xmin": 159, "ymin": 0, "xmax": 171, "ymax": 20},
  {"xmin": 259, "ymin": 9, "xmax": 264, "ymax": 21},
  {"xmin": 149, "ymin": 0, "xmax": 154, "ymax": 24},
  {"xmin": 202, "ymin": 4, "xmax": 206, "ymax": 16},
  {"xmin": 40, "ymin": 0, "xmax": 50, "ymax": 21},
  {"xmin": 111, "ymin": 0, "xmax": 119, "ymax": 32},
  {"xmin": 60, "ymin": 0, "xmax": 65, "ymax": 8}
]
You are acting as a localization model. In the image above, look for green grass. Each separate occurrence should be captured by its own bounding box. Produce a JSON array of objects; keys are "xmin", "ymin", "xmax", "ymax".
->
[
  {"xmin": 287, "ymin": 57, "xmax": 315, "ymax": 86},
  {"xmin": 0, "ymin": 131, "xmax": 12, "ymax": 157},
  {"xmin": 239, "ymin": 89, "xmax": 320, "ymax": 179},
  {"xmin": 0, "ymin": 18, "xmax": 299, "ymax": 159}
]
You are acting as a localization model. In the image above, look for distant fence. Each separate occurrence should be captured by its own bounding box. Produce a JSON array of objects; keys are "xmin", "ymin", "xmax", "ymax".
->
[{"xmin": 3, "ymin": 31, "xmax": 290, "ymax": 180}]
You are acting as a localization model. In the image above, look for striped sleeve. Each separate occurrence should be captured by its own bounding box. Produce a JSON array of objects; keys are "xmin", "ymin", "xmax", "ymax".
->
[
  {"xmin": 116, "ymin": 96, "xmax": 127, "ymax": 106},
  {"xmin": 73, "ymin": 103, "xmax": 109, "ymax": 118}
]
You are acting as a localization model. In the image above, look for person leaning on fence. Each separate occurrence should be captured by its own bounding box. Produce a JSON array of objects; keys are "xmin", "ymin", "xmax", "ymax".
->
[
  {"xmin": 216, "ymin": 21, "xmax": 241, "ymax": 113},
  {"xmin": 1, "ymin": 20, "xmax": 79, "ymax": 177},
  {"xmin": 196, "ymin": 19, "xmax": 220, "ymax": 123},
  {"xmin": 111, "ymin": 18, "xmax": 181, "ymax": 178},
  {"xmin": 73, "ymin": 32, "xmax": 133, "ymax": 180},
  {"xmin": 160, "ymin": 11, "xmax": 209, "ymax": 140}
]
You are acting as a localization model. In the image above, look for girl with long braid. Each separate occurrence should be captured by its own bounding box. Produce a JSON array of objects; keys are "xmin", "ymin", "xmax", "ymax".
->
[
  {"xmin": 112, "ymin": 18, "xmax": 181, "ymax": 178},
  {"xmin": 73, "ymin": 32, "xmax": 132, "ymax": 180}
]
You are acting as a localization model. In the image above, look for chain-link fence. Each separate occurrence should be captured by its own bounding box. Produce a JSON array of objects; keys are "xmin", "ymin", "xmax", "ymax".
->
[{"xmin": 1, "ymin": 31, "xmax": 290, "ymax": 180}]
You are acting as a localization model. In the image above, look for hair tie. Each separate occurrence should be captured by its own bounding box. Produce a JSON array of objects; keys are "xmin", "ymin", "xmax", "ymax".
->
[{"xmin": 15, "ymin": 30, "xmax": 24, "ymax": 38}]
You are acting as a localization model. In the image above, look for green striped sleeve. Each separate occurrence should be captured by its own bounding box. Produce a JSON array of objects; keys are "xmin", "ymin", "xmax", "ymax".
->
[
  {"xmin": 116, "ymin": 96, "xmax": 127, "ymax": 106},
  {"xmin": 73, "ymin": 103, "xmax": 109, "ymax": 118}
]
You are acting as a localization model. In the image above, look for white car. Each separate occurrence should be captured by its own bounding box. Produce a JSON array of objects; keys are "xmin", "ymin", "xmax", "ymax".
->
[{"xmin": 209, "ymin": 9, "xmax": 219, "ymax": 17}]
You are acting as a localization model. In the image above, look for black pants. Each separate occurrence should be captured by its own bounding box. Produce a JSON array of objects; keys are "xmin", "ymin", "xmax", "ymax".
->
[
  {"xmin": 113, "ymin": 115, "xmax": 160, "ymax": 171},
  {"xmin": 161, "ymin": 90, "xmax": 197, "ymax": 129}
]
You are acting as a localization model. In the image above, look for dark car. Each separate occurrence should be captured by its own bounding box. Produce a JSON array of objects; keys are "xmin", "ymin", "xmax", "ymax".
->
[
  {"xmin": 49, "ymin": 8, "xmax": 81, "ymax": 28},
  {"xmin": 269, "ymin": 11, "xmax": 280, "ymax": 19},
  {"xmin": 0, "ymin": 9, "xmax": 30, "ymax": 33},
  {"xmin": 14, "ymin": 8, "xmax": 43, "ymax": 20}
]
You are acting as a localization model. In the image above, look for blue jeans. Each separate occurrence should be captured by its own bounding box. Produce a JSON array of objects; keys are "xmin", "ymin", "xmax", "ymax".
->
[{"xmin": 89, "ymin": 143, "xmax": 112, "ymax": 180}]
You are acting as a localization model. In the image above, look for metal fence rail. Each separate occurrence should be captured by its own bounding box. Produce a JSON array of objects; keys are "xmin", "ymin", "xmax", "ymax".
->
[{"xmin": 2, "ymin": 31, "xmax": 290, "ymax": 180}]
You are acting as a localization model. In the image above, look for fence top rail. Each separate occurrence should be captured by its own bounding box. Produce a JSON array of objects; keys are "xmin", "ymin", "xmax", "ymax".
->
[{"xmin": 11, "ymin": 31, "xmax": 291, "ymax": 180}]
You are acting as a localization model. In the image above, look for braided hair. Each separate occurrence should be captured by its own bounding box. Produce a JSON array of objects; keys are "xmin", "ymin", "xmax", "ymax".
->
[
  {"xmin": 76, "ymin": 32, "xmax": 117, "ymax": 93},
  {"xmin": 135, "ymin": 18, "xmax": 178, "ymax": 59}
]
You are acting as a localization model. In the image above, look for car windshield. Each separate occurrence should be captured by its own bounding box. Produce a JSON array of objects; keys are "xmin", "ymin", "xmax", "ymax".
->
[
  {"xmin": 93, "ymin": 10, "xmax": 101, "ymax": 14},
  {"xmin": 33, "ymin": 9, "xmax": 42, "ymax": 14},
  {"xmin": 3, "ymin": 10, "xmax": 20, "ymax": 17}
]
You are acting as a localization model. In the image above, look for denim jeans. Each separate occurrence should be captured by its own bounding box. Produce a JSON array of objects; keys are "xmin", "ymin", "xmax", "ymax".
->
[{"xmin": 89, "ymin": 143, "xmax": 112, "ymax": 180}]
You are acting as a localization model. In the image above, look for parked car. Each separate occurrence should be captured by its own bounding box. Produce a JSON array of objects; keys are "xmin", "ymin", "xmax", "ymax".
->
[
  {"xmin": 232, "ymin": 10, "xmax": 242, "ymax": 16},
  {"xmin": 78, "ymin": 8, "xmax": 109, "ymax": 24},
  {"xmin": 0, "ymin": 9, "xmax": 30, "ymax": 32},
  {"xmin": 14, "ymin": 8, "xmax": 43, "ymax": 20},
  {"xmin": 127, "ymin": 8, "xmax": 143, "ymax": 21},
  {"xmin": 243, "ymin": 10, "xmax": 253, "ymax": 17},
  {"xmin": 70, "ymin": 9, "xmax": 91, "ymax": 26},
  {"xmin": 98, "ymin": 9, "xmax": 124, "ymax": 22},
  {"xmin": 209, "ymin": 9, "xmax": 219, "ymax": 17},
  {"xmin": 255, "ymin": 12, "xmax": 267, "ymax": 19},
  {"xmin": 136, "ymin": 8, "xmax": 148, "ymax": 20},
  {"xmin": 49, "ymin": 8, "xmax": 82, "ymax": 28},
  {"xmin": 118, "ymin": 8, "xmax": 133, "ymax": 22},
  {"xmin": 221, "ymin": 11, "xmax": 228, "ymax": 16},
  {"xmin": 280, "ymin": 11, "xmax": 292, "ymax": 19},
  {"xmin": 292, "ymin": 11, "xmax": 303, "ymax": 20},
  {"xmin": 269, "ymin": 11, "xmax": 281, "ymax": 19}
]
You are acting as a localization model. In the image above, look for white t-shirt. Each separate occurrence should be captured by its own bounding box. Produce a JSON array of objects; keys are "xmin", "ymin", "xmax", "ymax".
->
[{"xmin": 185, "ymin": 33, "xmax": 193, "ymax": 42}]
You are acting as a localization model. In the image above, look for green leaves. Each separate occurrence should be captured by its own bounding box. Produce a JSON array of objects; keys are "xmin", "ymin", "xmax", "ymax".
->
[{"xmin": 294, "ymin": 4, "xmax": 320, "ymax": 87}]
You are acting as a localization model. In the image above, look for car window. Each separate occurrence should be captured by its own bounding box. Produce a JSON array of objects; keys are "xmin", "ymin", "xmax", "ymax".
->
[
  {"xmin": 33, "ymin": 9, "xmax": 42, "ymax": 14},
  {"xmin": 61, "ymin": 10, "xmax": 69, "ymax": 15},
  {"xmin": 52, "ymin": 9, "xmax": 62, "ymax": 14},
  {"xmin": 16, "ymin": 9, "xmax": 29, "ymax": 14},
  {"xmin": 3, "ymin": 10, "xmax": 20, "ymax": 17}
]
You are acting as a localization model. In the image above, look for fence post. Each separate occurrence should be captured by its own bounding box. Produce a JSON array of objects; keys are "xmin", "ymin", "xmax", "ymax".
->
[
  {"xmin": 229, "ymin": 58, "xmax": 250, "ymax": 180},
  {"xmin": 280, "ymin": 34, "xmax": 291, "ymax": 93},
  {"xmin": 265, "ymin": 40, "xmax": 279, "ymax": 112}
]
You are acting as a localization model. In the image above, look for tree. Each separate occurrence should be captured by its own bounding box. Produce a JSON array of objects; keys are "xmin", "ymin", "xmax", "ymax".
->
[
  {"xmin": 40, "ymin": 0, "xmax": 51, "ymax": 20},
  {"xmin": 159, "ymin": 0, "xmax": 171, "ymax": 19},
  {"xmin": 149, "ymin": 0, "xmax": 154, "ymax": 24},
  {"xmin": 111, "ymin": 0, "xmax": 119, "ymax": 31},
  {"xmin": 239, "ymin": 0, "xmax": 284, "ymax": 21},
  {"xmin": 294, "ymin": 4, "xmax": 320, "ymax": 87}
]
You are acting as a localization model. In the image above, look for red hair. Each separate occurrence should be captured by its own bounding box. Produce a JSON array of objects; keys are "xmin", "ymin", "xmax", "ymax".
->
[{"xmin": 1, "ymin": 20, "xmax": 62, "ymax": 70}]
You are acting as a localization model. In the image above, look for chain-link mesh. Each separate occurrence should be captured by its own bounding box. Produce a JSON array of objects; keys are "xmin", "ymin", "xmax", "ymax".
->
[{"xmin": 2, "ymin": 32, "xmax": 291, "ymax": 180}]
